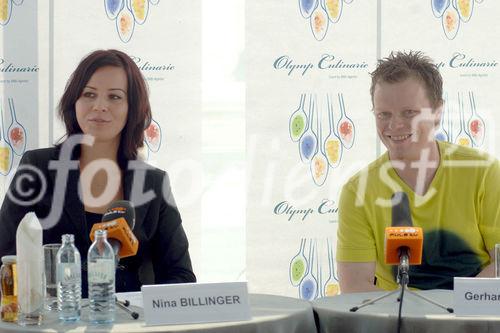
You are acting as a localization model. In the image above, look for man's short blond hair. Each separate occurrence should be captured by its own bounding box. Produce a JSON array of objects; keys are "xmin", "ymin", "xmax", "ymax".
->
[{"xmin": 370, "ymin": 51, "xmax": 443, "ymax": 109}]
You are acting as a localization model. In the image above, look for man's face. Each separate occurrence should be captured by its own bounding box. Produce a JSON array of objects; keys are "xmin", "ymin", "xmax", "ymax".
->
[{"xmin": 373, "ymin": 77, "xmax": 442, "ymax": 161}]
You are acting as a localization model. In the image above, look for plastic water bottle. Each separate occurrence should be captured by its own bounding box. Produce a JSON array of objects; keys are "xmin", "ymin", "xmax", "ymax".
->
[
  {"xmin": 56, "ymin": 234, "xmax": 81, "ymax": 322},
  {"xmin": 495, "ymin": 243, "xmax": 500, "ymax": 278},
  {"xmin": 87, "ymin": 229, "xmax": 115, "ymax": 324}
]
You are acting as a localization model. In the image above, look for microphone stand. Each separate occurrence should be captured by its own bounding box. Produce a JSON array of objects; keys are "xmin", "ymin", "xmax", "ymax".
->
[
  {"xmin": 349, "ymin": 255, "xmax": 453, "ymax": 314},
  {"xmin": 113, "ymin": 258, "xmax": 140, "ymax": 320},
  {"xmin": 116, "ymin": 297, "xmax": 139, "ymax": 320}
]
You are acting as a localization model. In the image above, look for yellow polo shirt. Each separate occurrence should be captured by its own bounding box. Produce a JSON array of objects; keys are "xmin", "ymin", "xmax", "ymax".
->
[{"xmin": 337, "ymin": 141, "xmax": 500, "ymax": 290}]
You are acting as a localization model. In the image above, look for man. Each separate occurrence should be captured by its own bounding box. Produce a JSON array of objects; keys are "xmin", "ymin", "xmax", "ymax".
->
[{"xmin": 336, "ymin": 51, "xmax": 500, "ymax": 293}]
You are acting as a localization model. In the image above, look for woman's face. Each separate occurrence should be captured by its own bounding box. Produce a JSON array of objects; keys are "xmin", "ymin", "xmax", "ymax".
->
[{"xmin": 75, "ymin": 66, "xmax": 129, "ymax": 145}]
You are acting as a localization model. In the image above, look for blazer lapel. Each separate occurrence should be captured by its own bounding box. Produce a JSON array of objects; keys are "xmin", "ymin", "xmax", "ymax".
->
[
  {"xmin": 46, "ymin": 146, "xmax": 87, "ymax": 245},
  {"xmin": 123, "ymin": 164, "xmax": 148, "ymax": 232}
]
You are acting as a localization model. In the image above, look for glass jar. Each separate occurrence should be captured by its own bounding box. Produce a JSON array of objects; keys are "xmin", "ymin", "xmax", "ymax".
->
[{"xmin": 1, "ymin": 255, "xmax": 18, "ymax": 322}]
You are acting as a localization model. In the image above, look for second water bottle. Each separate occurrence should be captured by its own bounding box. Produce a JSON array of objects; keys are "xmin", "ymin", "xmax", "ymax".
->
[
  {"xmin": 87, "ymin": 229, "xmax": 115, "ymax": 324},
  {"xmin": 56, "ymin": 234, "xmax": 81, "ymax": 322}
]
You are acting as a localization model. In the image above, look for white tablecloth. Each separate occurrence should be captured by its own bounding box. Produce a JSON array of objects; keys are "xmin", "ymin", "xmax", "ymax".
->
[
  {"xmin": 313, "ymin": 289, "xmax": 500, "ymax": 333},
  {"xmin": 0, "ymin": 293, "xmax": 316, "ymax": 333}
]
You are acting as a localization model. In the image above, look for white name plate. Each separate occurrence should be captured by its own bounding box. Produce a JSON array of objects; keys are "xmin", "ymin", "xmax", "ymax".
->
[
  {"xmin": 454, "ymin": 277, "xmax": 500, "ymax": 316},
  {"xmin": 141, "ymin": 282, "xmax": 251, "ymax": 326}
]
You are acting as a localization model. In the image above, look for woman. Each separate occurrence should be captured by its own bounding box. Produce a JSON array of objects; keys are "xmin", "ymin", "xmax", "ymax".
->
[{"xmin": 0, "ymin": 49, "xmax": 196, "ymax": 296}]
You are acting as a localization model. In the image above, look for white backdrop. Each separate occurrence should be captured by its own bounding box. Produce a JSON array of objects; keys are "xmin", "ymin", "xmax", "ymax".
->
[
  {"xmin": 246, "ymin": 0, "xmax": 377, "ymax": 299},
  {"xmin": 382, "ymin": 0, "xmax": 499, "ymax": 157},
  {"xmin": 0, "ymin": 0, "xmax": 498, "ymax": 299},
  {"xmin": 0, "ymin": 0, "xmax": 203, "ymax": 277},
  {"xmin": 246, "ymin": 0, "xmax": 500, "ymax": 300},
  {"xmin": 0, "ymin": 0, "xmax": 39, "ymax": 191}
]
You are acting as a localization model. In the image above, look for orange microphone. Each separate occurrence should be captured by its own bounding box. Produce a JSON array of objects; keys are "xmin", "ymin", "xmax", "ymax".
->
[
  {"xmin": 384, "ymin": 192, "xmax": 424, "ymax": 269},
  {"xmin": 384, "ymin": 226, "xmax": 423, "ymax": 265},
  {"xmin": 89, "ymin": 200, "xmax": 138, "ymax": 259}
]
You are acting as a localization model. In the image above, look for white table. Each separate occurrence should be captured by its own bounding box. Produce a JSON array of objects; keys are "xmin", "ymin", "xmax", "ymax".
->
[
  {"xmin": 313, "ymin": 289, "xmax": 500, "ymax": 333},
  {"xmin": 0, "ymin": 293, "xmax": 317, "ymax": 333}
]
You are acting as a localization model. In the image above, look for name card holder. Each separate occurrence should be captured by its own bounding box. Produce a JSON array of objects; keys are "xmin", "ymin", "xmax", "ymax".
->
[
  {"xmin": 141, "ymin": 282, "xmax": 251, "ymax": 326},
  {"xmin": 454, "ymin": 277, "xmax": 500, "ymax": 316}
]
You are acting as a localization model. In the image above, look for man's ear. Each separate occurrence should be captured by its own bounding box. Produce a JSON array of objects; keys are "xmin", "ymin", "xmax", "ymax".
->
[{"xmin": 434, "ymin": 99, "xmax": 444, "ymax": 127}]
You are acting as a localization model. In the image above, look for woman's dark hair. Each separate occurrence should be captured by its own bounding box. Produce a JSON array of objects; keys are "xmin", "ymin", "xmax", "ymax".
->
[{"xmin": 58, "ymin": 49, "xmax": 152, "ymax": 163}]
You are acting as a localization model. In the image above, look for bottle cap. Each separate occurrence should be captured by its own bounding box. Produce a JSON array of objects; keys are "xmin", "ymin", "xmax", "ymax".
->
[
  {"xmin": 62, "ymin": 234, "xmax": 75, "ymax": 242},
  {"xmin": 1, "ymin": 255, "xmax": 16, "ymax": 264},
  {"xmin": 94, "ymin": 229, "xmax": 107, "ymax": 238}
]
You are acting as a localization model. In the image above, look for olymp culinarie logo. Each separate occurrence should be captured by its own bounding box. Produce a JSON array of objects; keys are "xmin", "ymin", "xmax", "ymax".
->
[
  {"xmin": 273, "ymin": 199, "xmax": 338, "ymax": 222},
  {"xmin": 272, "ymin": 52, "xmax": 498, "ymax": 77},
  {"xmin": 272, "ymin": 54, "xmax": 368, "ymax": 76},
  {"xmin": 0, "ymin": 58, "xmax": 38, "ymax": 73},
  {"xmin": 436, "ymin": 52, "xmax": 498, "ymax": 70},
  {"xmin": 130, "ymin": 56, "xmax": 175, "ymax": 72}
]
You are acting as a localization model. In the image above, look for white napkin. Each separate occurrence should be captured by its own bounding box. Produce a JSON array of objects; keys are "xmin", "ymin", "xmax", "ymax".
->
[{"xmin": 16, "ymin": 212, "xmax": 44, "ymax": 313}]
